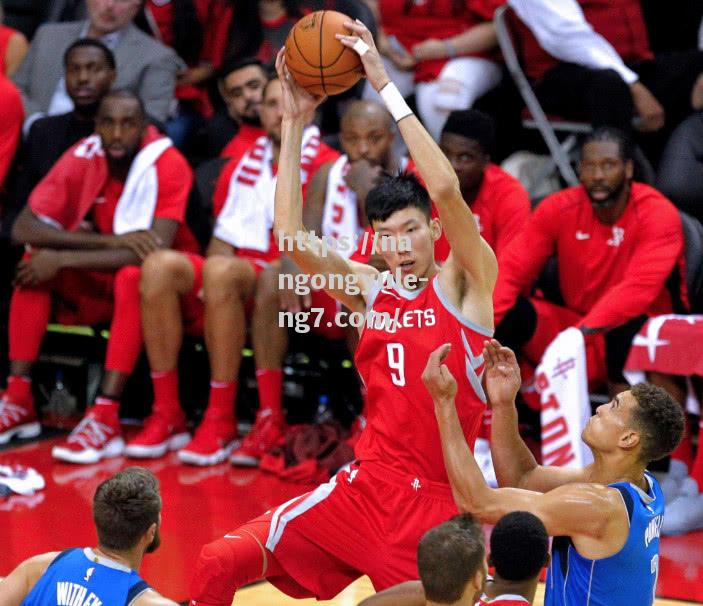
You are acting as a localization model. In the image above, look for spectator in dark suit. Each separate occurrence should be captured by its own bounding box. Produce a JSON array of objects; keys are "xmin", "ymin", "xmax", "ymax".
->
[
  {"xmin": 12, "ymin": 0, "xmax": 182, "ymax": 127},
  {"xmin": 8, "ymin": 39, "xmax": 116, "ymax": 226}
]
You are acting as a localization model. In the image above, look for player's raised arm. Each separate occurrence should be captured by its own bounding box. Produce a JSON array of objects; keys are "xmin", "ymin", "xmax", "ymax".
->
[
  {"xmin": 483, "ymin": 340, "xmax": 591, "ymax": 492},
  {"xmin": 272, "ymin": 50, "xmax": 377, "ymax": 313},
  {"xmin": 336, "ymin": 22, "xmax": 496, "ymax": 291},
  {"xmin": 422, "ymin": 345, "xmax": 627, "ymax": 552}
]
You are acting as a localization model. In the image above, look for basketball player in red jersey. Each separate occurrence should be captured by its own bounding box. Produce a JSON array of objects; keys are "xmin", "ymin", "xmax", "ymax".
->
[{"xmin": 189, "ymin": 22, "xmax": 498, "ymax": 605}]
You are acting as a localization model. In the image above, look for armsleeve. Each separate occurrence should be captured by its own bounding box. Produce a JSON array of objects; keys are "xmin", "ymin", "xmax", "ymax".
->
[
  {"xmin": 507, "ymin": 0, "xmax": 639, "ymax": 85},
  {"xmin": 580, "ymin": 205, "xmax": 683, "ymax": 330},
  {"xmin": 152, "ymin": 150, "xmax": 193, "ymax": 223},
  {"xmin": 493, "ymin": 198, "xmax": 559, "ymax": 324},
  {"xmin": 492, "ymin": 181, "xmax": 532, "ymax": 257},
  {"xmin": 0, "ymin": 81, "xmax": 23, "ymax": 188}
]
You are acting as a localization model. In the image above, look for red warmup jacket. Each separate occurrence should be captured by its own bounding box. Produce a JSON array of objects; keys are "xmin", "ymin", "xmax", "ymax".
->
[
  {"xmin": 517, "ymin": 0, "xmax": 654, "ymax": 82},
  {"xmin": 493, "ymin": 183, "xmax": 685, "ymax": 331}
]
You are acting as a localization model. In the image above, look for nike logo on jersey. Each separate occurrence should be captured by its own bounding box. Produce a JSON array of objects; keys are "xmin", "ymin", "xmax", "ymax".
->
[
  {"xmin": 575, "ymin": 231, "xmax": 590, "ymax": 240},
  {"xmin": 380, "ymin": 289, "xmax": 401, "ymax": 300},
  {"xmin": 84, "ymin": 567, "xmax": 95, "ymax": 582}
]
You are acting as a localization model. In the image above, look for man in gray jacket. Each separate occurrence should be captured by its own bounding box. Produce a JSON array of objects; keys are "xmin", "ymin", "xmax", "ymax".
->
[{"xmin": 13, "ymin": 0, "xmax": 182, "ymax": 126}]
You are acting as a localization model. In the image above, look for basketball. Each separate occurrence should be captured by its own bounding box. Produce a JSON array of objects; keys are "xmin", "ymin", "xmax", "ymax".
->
[{"xmin": 284, "ymin": 10, "xmax": 363, "ymax": 97}]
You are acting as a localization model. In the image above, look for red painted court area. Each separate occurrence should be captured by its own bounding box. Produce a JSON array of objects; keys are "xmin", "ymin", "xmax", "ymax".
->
[{"xmin": 3, "ymin": 431, "xmax": 703, "ymax": 604}]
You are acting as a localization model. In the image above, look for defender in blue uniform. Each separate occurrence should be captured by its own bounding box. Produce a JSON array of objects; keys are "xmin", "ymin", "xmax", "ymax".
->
[
  {"xmin": 423, "ymin": 340, "xmax": 684, "ymax": 606},
  {"xmin": 546, "ymin": 472, "xmax": 664, "ymax": 606},
  {"xmin": 0, "ymin": 467, "xmax": 176, "ymax": 606},
  {"xmin": 21, "ymin": 547, "xmax": 149, "ymax": 606}
]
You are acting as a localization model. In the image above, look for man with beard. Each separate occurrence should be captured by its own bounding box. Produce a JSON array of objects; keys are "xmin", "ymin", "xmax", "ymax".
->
[
  {"xmin": 10, "ymin": 39, "xmax": 116, "ymax": 208},
  {"xmin": 493, "ymin": 127, "xmax": 685, "ymax": 390},
  {"xmin": 0, "ymin": 90, "xmax": 197, "ymax": 457},
  {"xmin": 196, "ymin": 56, "xmax": 268, "ymax": 160},
  {"xmin": 0, "ymin": 467, "xmax": 178, "ymax": 606}
]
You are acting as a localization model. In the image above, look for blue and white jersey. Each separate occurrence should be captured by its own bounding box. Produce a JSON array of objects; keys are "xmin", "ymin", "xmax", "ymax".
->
[
  {"xmin": 22, "ymin": 548, "xmax": 150, "ymax": 606},
  {"xmin": 545, "ymin": 472, "xmax": 664, "ymax": 606}
]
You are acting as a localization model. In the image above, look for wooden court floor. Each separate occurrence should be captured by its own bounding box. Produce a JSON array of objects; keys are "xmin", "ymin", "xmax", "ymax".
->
[{"xmin": 237, "ymin": 577, "xmax": 700, "ymax": 606}]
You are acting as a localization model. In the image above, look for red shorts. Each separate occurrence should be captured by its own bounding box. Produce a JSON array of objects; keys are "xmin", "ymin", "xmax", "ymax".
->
[
  {"xmin": 242, "ymin": 461, "xmax": 458, "ymax": 599},
  {"xmin": 523, "ymin": 298, "xmax": 606, "ymax": 387},
  {"xmin": 181, "ymin": 253, "xmax": 270, "ymax": 335},
  {"xmin": 51, "ymin": 269, "xmax": 116, "ymax": 326}
]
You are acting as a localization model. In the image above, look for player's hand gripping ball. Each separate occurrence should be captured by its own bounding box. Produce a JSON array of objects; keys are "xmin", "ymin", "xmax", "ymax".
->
[{"xmin": 284, "ymin": 10, "xmax": 363, "ymax": 96}]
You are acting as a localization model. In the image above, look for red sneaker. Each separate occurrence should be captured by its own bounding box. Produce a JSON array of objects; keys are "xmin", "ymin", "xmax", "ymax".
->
[
  {"xmin": 125, "ymin": 413, "xmax": 190, "ymax": 459},
  {"xmin": 52, "ymin": 407, "xmax": 124, "ymax": 464},
  {"xmin": 230, "ymin": 408, "xmax": 284, "ymax": 467},
  {"xmin": 177, "ymin": 416, "xmax": 237, "ymax": 466},
  {"xmin": 0, "ymin": 397, "xmax": 40, "ymax": 445}
]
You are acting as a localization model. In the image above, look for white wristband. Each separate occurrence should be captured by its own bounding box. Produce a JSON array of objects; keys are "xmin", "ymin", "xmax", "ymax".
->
[{"xmin": 379, "ymin": 82, "xmax": 413, "ymax": 122}]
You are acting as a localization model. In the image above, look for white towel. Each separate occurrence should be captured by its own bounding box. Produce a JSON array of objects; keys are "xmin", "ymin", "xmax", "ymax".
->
[
  {"xmin": 214, "ymin": 126, "xmax": 321, "ymax": 251},
  {"xmin": 535, "ymin": 327, "xmax": 594, "ymax": 469},
  {"xmin": 113, "ymin": 137, "xmax": 173, "ymax": 235}
]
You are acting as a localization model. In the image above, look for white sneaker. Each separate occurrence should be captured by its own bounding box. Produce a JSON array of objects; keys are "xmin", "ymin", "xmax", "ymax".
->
[{"xmin": 662, "ymin": 493, "xmax": 703, "ymax": 536}]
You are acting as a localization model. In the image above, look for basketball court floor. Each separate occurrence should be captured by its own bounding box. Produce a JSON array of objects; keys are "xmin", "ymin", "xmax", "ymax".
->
[{"xmin": 3, "ymin": 429, "xmax": 703, "ymax": 605}]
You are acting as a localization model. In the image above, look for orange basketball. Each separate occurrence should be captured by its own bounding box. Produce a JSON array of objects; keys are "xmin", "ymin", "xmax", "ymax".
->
[{"xmin": 284, "ymin": 10, "xmax": 363, "ymax": 97}]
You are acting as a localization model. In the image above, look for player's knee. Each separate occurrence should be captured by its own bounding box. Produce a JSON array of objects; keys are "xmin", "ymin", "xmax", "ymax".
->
[
  {"xmin": 203, "ymin": 256, "xmax": 253, "ymax": 298},
  {"xmin": 141, "ymin": 250, "xmax": 191, "ymax": 300},
  {"xmin": 254, "ymin": 266, "xmax": 280, "ymax": 310},
  {"xmin": 190, "ymin": 533, "xmax": 266, "ymax": 604}
]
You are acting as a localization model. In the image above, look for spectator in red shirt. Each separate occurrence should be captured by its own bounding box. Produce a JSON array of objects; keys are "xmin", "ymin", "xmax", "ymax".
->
[
  {"xmin": 0, "ymin": 90, "xmax": 196, "ymax": 462},
  {"xmin": 0, "ymin": 75, "xmax": 23, "ymax": 195},
  {"xmin": 493, "ymin": 127, "xmax": 685, "ymax": 390},
  {"xmin": 128, "ymin": 75, "xmax": 338, "ymax": 465},
  {"xmin": 363, "ymin": 0, "xmax": 502, "ymax": 140},
  {"xmin": 434, "ymin": 109, "xmax": 530, "ymax": 261}
]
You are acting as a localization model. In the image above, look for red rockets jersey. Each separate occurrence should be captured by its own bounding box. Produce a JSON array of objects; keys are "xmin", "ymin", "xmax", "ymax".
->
[{"xmin": 354, "ymin": 272, "xmax": 491, "ymax": 483}]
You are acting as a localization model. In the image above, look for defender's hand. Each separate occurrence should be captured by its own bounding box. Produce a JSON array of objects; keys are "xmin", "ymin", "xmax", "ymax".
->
[
  {"xmin": 482, "ymin": 339, "xmax": 521, "ymax": 409},
  {"xmin": 423, "ymin": 343, "xmax": 458, "ymax": 404}
]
